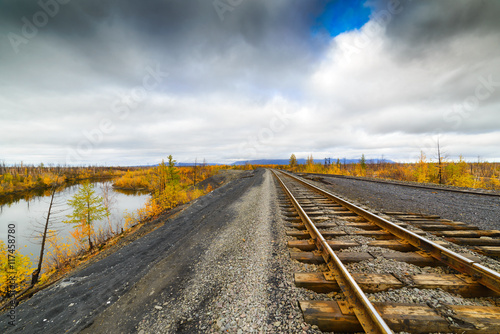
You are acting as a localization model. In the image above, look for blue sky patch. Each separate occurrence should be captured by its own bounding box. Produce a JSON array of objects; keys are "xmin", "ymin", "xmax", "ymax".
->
[{"xmin": 314, "ymin": 0, "xmax": 372, "ymax": 37}]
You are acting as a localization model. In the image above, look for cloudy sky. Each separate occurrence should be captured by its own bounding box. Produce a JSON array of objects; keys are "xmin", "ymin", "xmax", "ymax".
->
[{"xmin": 1, "ymin": 0, "xmax": 499, "ymax": 165}]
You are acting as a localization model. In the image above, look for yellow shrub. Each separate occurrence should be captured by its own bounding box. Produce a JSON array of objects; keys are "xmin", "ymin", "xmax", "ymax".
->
[
  {"xmin": 0, "ymin": 241, "xmax": 34, "ymax": 298},
  {"xmin": 490, "ymin": 175, "xmax": 500, "ymax": 190},
  {"xmin": 43, "ymin": 232, "xmax": 75, "ymax": 270}
]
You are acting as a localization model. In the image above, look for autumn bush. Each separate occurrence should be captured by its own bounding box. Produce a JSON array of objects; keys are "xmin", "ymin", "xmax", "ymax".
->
[
  {"xmin": 0, "ymin": 241, "xmax": 34, "ymax": 299},
  {"xmin": 113, "ymin": 170, "xmax": 151, "ymax": 189},
  {"xmin": 0, "ymin": 231, "xmax": 78, "ymax": 300},
  {"xmin": 121, "ymin": 157, "xmax": 218, "ymax": 227},
  {"xmin": 43, "ymin": 231, "xmax": 76, "ymax": 272}
]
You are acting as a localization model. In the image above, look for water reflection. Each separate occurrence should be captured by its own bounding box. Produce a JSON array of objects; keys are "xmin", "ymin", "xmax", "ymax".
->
[
  {"xmin": 0, "ymin": 187, "xmax": 56, "ymax": 210},
  {"xmin": 0, "ymin": 181, "xmax": 150, "ymax": 263},
  {"xmin": 113, "ymin": 187, "xmax": 150, "ymax": 196}
]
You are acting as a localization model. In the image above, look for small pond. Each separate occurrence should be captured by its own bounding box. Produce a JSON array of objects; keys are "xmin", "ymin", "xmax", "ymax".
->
[{"xmin": 0, "ymin": 181, "xmax": 150, "ymax": 264}]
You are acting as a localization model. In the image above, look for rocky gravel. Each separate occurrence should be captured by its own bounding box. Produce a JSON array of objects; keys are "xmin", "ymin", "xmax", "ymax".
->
[
  {"xmin": 299, "ymin": 173, "xmax": 500, "ymax": 274},
  {"xmin": 133, "ymin": 169, "xmax": 326, "ymax": 333},
  {"xmin": 281, "ymin": 173, "xmax": 500, "ymax": 333},
  {"xmin": 303, "ymin": 174, "xmax": 500, "ymax": 231}
]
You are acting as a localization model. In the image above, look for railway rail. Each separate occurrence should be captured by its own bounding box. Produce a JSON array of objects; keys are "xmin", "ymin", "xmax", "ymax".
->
[
  {"xmin": 273, "ymin": 170, "xmax": 500, "ymax": 333},
  {"xmin": 298, "ymin": 172, "xmax": 500, "ymax": 197},
  {"xmin": 382, "ymin": 212, "xmax": 500, "ymax": 258}
]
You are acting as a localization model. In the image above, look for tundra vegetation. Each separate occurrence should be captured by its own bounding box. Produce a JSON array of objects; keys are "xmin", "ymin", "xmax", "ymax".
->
[
  {"xmin": 0, "ymin": 157, "xmax": 220, "ymax": 303},
  {"xmin": 287, "ymin": 153, "xmax": 500, "ymax": 190}
]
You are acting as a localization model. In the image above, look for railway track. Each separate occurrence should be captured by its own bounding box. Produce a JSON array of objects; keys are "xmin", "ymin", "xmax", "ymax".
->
[
  {"xmin": 299, "ymin": 172, "xmax": 500, "ymax": 197},
  {"xmin": 382, "ymin": 212, "xmax": 500, "ymax": 258},
  {"xmin": 273, "ymin": 170, "xmax": 500, "ymax": 333}
]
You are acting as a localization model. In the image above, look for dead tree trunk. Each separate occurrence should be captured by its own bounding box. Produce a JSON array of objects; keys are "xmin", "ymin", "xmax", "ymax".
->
[
  {"xmin": 437, "ymin": 138, "xmax": 443, "ymax": 184},
  {"xmin": 32, "ymin": 186, "xmax": 57, "ymax": 285}
]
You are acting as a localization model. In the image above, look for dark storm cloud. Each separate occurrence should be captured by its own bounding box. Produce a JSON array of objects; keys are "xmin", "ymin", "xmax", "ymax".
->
[
  {"xmin": 1, "ymin": 0, "xmax": 500, "ymax": 164},
  {"xmin": 371, "ymin": 0, "xmax": 500, "ymax": 57},
  {"xmin": 1, "ymin": 0, "xmax": 332, "ymax": 94}
]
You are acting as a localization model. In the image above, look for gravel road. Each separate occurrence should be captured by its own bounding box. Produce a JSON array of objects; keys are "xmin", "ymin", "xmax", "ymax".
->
[
  {"xmin": 304, "ymin": 174, "xmax": 500, "ymax": 231},
  {"xmin": 1, "ymin": 169, "xmax": 323, "ymax": 334}
]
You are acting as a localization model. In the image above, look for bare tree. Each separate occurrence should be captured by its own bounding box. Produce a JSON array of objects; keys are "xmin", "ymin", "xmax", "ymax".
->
[
  {"xmin": 435, "ymin": 137, "xmax": 447, "ymax": 184},
  {"xmin": 193, "ymin": 158, "xmax": 198, "ymax": 186},
  {"xmin": 201, "ymin": 158, "xmax": 207, "ymax": 179},
  {"xmin": 379, "ymin": 155, "xmax": 386, "ymax": 171},
  {"xmin": 101, "ymin": 182, "xmax": 116, "ymax": 235},
  {"xmin": 30, "ymin": 183, "xmax": 65, "ymax": 285}
]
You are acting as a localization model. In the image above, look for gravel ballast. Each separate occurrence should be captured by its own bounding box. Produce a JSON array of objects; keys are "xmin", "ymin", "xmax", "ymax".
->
[
  {"xmin": 281, "ymin": 172, "xmax": 500, "ymax": 332},
  {"xmin": 132, "ymin": 169, "xmax": 324, "ymax": 333},
  {"xmin": 304, "ymin": 174, "xmax": 500, "ymax": 231}
]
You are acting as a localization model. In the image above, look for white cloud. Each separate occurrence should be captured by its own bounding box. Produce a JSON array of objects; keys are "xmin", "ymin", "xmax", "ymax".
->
[
  {"xmin": 303, "ymin": 16, "xmax": 500, "ymax": 161},
  {"xmin": 1, "ymin": 1, "xmax": 500, "ymax": 165}
]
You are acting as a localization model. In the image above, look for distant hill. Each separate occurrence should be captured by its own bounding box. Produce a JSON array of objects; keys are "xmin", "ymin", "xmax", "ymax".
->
[
  {"xmin": 142, "ymin": 162, "xmax": 222, "ymax": 167},
  {"xmin": 231, "ymin": 158, "xmax": 393, "ymax": 166},
  {"xmin": 154, "ymin": 158, "xmax": 394, "ymax": 167},
  {"xmin": 231, "ymin": 159, "xmax": 290, "ymax": 165},
  {"xmin": 175, "ymin": 162, "xmax": 223, "ymax": 167}
]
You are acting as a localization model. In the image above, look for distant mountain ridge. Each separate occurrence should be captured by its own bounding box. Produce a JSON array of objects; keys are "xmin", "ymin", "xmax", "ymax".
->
[
  {"xmin": 231, "ymin": 158, "xmax": 393, "ymax": 166},
  {"xmin": 171, "ymin": 158, "xmax": 393, "ymax": 167},
  {"xmin": 175, "ymin": 162, "xmax": 222, "ymax": 167}
]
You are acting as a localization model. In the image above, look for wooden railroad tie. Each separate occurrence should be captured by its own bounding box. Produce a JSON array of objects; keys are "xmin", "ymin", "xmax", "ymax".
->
[
  {"xmin": 287, "ymin": 239, "xmax": 448, "ymax": 252},
  {"xmin": 286, "ymin": 230, "xmax": 426, "ymax": 240},
  {"xmin": 294, "ymin": 272, "xmax": 498, "ymax": 297},
  {"xmin": 387, "ymin": 213, "xmax": 500, "ymax": 257},
  {"xmin": 290, "ymin": 250, "xmax": 447, "ymax": 267},
  {"xmin": 300, "ymin": 300, "xmax": 500, "ymax": 333}
]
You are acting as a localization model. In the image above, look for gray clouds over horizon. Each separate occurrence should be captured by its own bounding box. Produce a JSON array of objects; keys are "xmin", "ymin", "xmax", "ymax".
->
[{"xmin": 1, "ymin": 0, "xmax": 500, "ymax": 165}]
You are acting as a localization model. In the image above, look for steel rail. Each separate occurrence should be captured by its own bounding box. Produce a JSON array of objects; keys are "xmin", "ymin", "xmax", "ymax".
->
[
  {"xmin": 280, "ymin": 170, "xmax": 500, "ymax": 294},
  {"xmin": 299, "ymin": 172, "xmax": 500, "ymax": 197},
  {"xmin": 273, "ymin": 170, "xmax": 393, "ymax": 334}
]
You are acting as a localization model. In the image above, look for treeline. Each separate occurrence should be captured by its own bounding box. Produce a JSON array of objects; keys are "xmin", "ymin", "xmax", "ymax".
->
[
  {"xmin": 0, "ymin": 163, "xmax": 131, "ymax": 196},
  {"xmin": 114, "ymin": 156, "xmax": 222, "ymax": 222},
  {"xmin": 286, "ymin": 153, "xmax": 500, "ymax": 190},
  {"xmin": 113, "ymin": 160, "xmax": 221, "ymax": 191}
]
